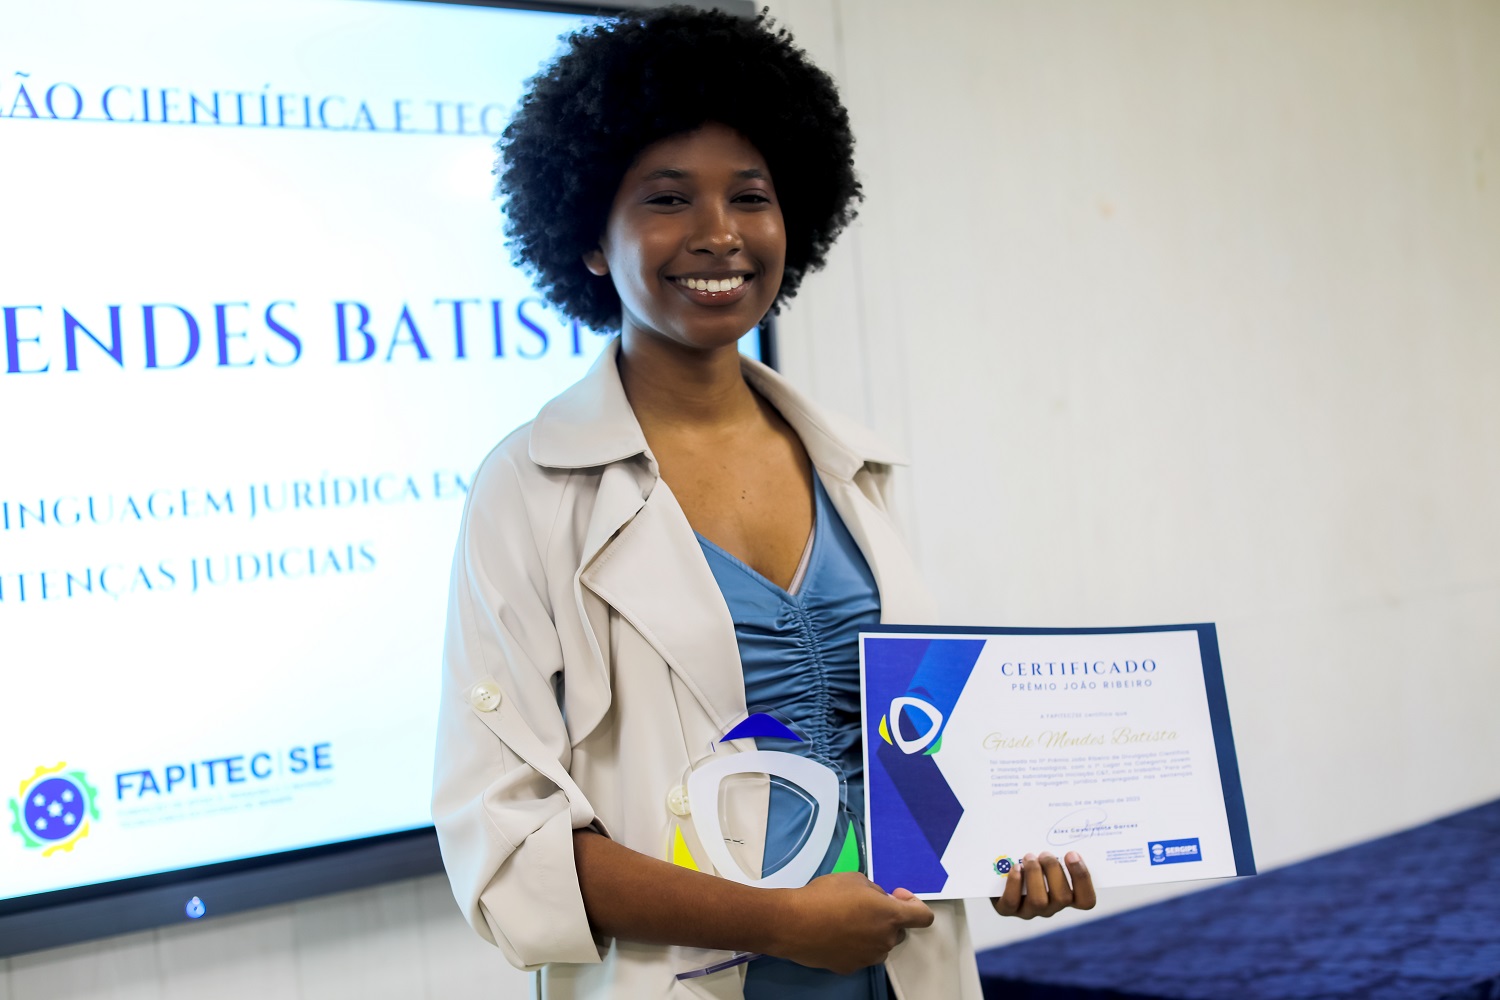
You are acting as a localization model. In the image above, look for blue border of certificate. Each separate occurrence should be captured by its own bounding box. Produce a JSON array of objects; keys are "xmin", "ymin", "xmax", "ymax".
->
[{"xmin": 865, "ymin": 623, "xmax": 1256, "ymax": 878}]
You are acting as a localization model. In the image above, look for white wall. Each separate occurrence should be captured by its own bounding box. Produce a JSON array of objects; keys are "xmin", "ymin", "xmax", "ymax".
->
[
  {"xmin": 5, "ymin": 0, "xmax": 1498, "ymax": 992},
  {"xmin": 771, "ymin": 0, "xmax": 1500, "ymax": 951}
]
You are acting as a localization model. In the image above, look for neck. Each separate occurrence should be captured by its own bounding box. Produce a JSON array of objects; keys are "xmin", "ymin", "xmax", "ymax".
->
[{"xmin": 617, "ymin": 326, "xmax": 759, "ymax": 432}]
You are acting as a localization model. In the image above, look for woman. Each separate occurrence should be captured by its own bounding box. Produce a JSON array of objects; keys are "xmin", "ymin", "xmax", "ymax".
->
[{"xmin": 432, "ymin": 8, "xmax": 1094, "ymax": 998}]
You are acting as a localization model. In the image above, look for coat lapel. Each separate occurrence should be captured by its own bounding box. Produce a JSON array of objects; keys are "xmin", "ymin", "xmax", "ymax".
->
[
  {"xmin": 818, "ymin": 473, "xmax": 939, "ymax": 625},
  {"xmin": 579, "ymin": 476, "xmax": 748, "ymax": 736},
  {"xmin": 736, "ymin": 358, "xmax": 936, "ymax": 621},
  {"xmin": 558, "ymin": 460, "xmax": 646, "ymax": 746},
  {"xmin": 533, "ymin": 336, "xmax": 927, "ymax": 739}
]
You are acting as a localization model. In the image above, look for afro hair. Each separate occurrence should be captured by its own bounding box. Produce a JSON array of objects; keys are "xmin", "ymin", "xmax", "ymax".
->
[{"xmin": 496, "ymin": 6, "xmax": 861, "ymax": 331}]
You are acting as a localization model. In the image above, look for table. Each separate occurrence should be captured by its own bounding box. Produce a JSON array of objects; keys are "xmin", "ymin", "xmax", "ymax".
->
[{"xmin": 976, "ymin": 799, "xmax": 1500, "ymax": 1000}]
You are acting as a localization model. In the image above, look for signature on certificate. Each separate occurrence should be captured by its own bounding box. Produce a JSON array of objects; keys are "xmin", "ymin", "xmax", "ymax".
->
[{"xmin": 1046, "ymin": 806, "xmax": 1110, "ymax": 846}]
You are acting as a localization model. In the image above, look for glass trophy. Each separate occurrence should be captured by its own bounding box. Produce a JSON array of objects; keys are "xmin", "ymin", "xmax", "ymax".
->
[{"xmin": 668, "ymin": 711, "xmax": 863, "ymax": 981}]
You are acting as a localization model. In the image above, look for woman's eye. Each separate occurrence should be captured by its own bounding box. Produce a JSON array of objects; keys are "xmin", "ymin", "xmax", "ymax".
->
[
  {"xmin": 735, "ymin": 192, "xmax": 771, "ymax": 204},
  {"xmin": 646, "ymin": 194, "xmax": 688, "ymax": 206}
]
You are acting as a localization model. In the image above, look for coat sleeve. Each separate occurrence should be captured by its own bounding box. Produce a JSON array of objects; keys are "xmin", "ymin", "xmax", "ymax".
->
[{"xmin": 431, "ymin": 449, "xmax": 603, "ymax": 970}]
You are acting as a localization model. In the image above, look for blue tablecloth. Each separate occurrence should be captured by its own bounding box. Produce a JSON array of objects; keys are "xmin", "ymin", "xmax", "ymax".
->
[{"xmin": 977, "ymin": 799, "xmax": 1500, "ymax": 1000}]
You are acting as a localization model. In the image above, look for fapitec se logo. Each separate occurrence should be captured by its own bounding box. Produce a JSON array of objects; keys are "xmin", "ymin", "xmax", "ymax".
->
[
  {"xmin": 878, "ymin": 696, "xmax": 945, "ymax": 755},
  {"xmin": 8, "ymin": 763, "xmax": 100, "ymax": 856}
]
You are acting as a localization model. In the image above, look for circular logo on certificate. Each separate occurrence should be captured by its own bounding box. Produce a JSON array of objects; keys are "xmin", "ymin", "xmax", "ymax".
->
[{"xmin": 993, "ymin": 855, "xmax": 1014, "ymax": 876}]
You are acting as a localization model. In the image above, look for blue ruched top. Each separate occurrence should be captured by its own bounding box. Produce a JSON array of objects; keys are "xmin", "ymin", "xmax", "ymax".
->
[{"xmin": 697, "ymin": 473, "xmax": 888, "ymax": 1000}]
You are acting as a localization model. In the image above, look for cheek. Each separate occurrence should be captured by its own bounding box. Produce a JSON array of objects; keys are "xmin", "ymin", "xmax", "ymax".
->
[
  {"xmin": 605, "ymin": 243, "xmax": 671, "ymax": 323},
  {"xmin": 748, "ymin": 216, "xmax": 788, "ymax": 266},
  {"xmin": 609, "ymin": 228, "xmax": 671, "ymax": 283}
]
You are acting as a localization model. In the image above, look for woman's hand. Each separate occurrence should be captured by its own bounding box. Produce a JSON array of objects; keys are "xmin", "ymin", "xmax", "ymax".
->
[
  {"xmin": 769, "ymin": 872, "xmax": 936, "ymax": 975},
  {"xmin": 991, "ymin": 851, "xmax": 1097, "ymax": 919}
]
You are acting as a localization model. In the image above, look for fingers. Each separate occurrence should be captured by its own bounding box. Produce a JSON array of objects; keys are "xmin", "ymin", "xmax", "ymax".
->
[
  {"xmin": 991, "ymin": 851, "xmax": 1098, "ymax": 919},
  {"xmin": 1036, "ymin": 853, "xmax": 1073, "ymax": 914},
  {"xmin": 889, "ymin": 889, "xmax": 935, "ymax": 928},
  {"xmin": 1065, "ymin": 852, "xmax": 1097, "ymax": 910},
  {"xmin": 781, "ymin": 875, "xmax": 935, "ymax": 973},
  {"xmin": 992, "ymin": 855, "xmax": 1025, "ymax": 916},
  {"xmin": 1022, "ymin": 852, "xmax": 1050, "ymax": 916}
]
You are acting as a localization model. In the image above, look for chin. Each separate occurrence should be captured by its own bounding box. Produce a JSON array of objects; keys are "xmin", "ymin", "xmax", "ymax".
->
[
  {"xmin": 678, "ymin": 328, "xmax": 755, "ymax": 353},
  {"xmin": 631, "ymin": 315, "xmax": 761, "ymax": 354}
]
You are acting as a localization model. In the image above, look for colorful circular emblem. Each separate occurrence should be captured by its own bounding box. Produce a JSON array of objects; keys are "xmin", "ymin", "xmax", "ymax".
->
[
  {"xmin": 878, "ymin": 697, "xmax": 945, "ymax": 755},
  {"xmin": 993, "ymin": 854, "xmax": 1014, "ymax": 876},
  {"xmin": 8, "ymin": 763, "xmax": 100, "ymax": 856}
]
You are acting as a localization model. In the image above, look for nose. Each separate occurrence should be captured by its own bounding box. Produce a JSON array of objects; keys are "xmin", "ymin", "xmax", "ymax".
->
[{"xmin": 688, "ymin": 202, "xmax": 742, "ymax": 257}]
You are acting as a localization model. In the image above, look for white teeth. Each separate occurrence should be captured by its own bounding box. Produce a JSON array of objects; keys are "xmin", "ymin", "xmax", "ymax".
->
[{"xmin": 679, "ymin": 276, "xmax": 745, "ymax": 292}]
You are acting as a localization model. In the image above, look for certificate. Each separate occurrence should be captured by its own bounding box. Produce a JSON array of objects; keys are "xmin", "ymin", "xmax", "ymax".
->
[{"xmin": 859, "ymin": 624, "xmax": 1255, "ymax": 897}]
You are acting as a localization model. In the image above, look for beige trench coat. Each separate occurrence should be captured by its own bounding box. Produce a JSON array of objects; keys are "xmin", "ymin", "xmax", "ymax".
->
[{"xmin": 432, "ymin": 339, "xmax": 983, "ymax": 999}]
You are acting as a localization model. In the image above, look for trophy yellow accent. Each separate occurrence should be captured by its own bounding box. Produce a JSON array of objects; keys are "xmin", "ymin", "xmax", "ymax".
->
[{"xmin": 670, "ymin": 824, "xmax": 700, "ymax": 871}]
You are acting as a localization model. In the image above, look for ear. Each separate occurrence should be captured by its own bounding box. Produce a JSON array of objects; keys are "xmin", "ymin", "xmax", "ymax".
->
[{"xmin": 582, "ymin": 247, "xmax": 609, "ymax": 276}]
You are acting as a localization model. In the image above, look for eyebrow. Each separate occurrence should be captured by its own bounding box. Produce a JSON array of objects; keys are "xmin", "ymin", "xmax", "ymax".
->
[{"xmin": 640, "ymin": 167, "xmax": 767, "ymax": 181}]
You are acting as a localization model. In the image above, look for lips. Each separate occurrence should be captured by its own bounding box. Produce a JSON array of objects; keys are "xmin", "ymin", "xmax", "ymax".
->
[
  {"xmin": 669, "ymin": 272, "xmax": 754, "ymax": 305},
  {"xmin": 672, "ymin": 274, "xmax": 747, "ymax": 293}
]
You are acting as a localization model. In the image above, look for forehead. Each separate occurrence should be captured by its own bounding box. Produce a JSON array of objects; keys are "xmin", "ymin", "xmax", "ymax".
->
[{"xmin": 624, "ymin": 122, "xmax": 771, "ymax": 181}]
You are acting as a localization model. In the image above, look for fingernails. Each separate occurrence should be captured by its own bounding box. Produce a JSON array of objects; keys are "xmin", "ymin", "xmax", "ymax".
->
[{"xmin": 1024, "ymin": 852, "xmax": 1038, "ymax": 862}]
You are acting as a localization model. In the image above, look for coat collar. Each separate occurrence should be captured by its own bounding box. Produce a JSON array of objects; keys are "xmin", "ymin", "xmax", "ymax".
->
[{"xmin": 528, "ymin": 337, "xmax": 907, "ymax": 479}]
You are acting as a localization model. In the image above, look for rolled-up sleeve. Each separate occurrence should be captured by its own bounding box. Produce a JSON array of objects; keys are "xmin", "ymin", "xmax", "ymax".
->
[{"xmin": 431, "ymin": 452, "xmax": 602, "ymax": 970}]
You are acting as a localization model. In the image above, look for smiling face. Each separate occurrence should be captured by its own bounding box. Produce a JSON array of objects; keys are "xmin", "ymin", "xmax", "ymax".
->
[{"xmin": 583, "ymin": 122, "xmax": 786, "ymax": 352}]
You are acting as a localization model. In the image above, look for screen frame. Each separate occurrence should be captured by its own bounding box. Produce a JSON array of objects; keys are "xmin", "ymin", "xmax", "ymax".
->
[{"xmin": 0, "ymin": 0, "xmax": 766, "ymax": 958}]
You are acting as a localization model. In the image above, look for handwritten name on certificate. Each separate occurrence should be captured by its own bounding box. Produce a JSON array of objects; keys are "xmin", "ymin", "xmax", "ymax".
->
[{"xmin": 859, "ymin": 625, "xmax": 1255, "ymax": 898}]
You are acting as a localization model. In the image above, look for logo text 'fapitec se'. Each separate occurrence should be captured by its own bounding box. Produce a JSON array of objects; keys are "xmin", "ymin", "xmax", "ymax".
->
[{"xmin": 114, "ymin": 743, "xmax": 332, "ymax": 798}]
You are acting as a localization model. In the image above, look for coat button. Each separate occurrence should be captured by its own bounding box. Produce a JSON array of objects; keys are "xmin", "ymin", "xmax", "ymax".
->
[
  {"xmin": 468, "ymin": 681, "xmax": 503, "ymax": 712},
  {"xmin": 666, "ymin": 785, "xmax": 691, "ymax": 817}
]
